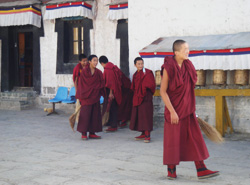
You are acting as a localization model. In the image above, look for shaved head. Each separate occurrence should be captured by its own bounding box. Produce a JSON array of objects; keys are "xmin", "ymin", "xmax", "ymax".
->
[{"xmin": 172, "ymin": 40, "xmax": 186, "ymax": 53}]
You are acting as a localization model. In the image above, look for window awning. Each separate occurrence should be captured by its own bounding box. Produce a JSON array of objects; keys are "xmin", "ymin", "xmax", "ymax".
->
[
  {"xmin": 139, "ymin": 32, "xmax": 250, "ymax": 71},
  {"xmin": 43, "ymin": 1, "xmax": 93, "ymax": 20},
  {"xmin": 107, "ymin": 1, "xmax": 128, "ymax": 21},
  {"xmin": 0, "ymin": 5, "xmax": 41, "ymax": 28}
]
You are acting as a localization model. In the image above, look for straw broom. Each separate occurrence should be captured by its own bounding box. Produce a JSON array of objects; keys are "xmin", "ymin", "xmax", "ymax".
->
[
  {"xmin": 102, "ymin": 99, "xmax": 113, "ymax": 126},
  {"xmin": 69, "ymin": 105, "xmax": 81, "ymax": 132},
  {"xmin": 197, "ymin": 117, "xmax": 224, "ymax": 143}
]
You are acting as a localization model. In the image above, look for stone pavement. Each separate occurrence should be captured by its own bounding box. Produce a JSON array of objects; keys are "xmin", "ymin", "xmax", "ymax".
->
[{"xmin": 0, "ymin": 108, "xmax": 250, "ymax": 185}]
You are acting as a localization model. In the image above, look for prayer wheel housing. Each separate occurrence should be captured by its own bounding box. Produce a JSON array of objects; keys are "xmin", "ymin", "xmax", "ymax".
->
[
  {"xmin": 234, "ymin": 70, "xmax": 249, "ymax": 85},
  {"xmin": 213, "ymin": 70, "xmax": 227, "ymax": 85},
  {"xmin": 196, "ymin": 70, "xmax": 206, "ymax": 86}
]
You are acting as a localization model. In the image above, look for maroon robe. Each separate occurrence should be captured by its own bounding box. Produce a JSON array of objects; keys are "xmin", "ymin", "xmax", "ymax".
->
[
  {"xmin": 102, "ymin": 62, "xmax": 123, "ymax": 128},
  {"xmin": 129, "ymin": 69, "xmax": 156, "ymax": 132},
  {"xmin": 73, "ymin": 63, "xmax": 83, "ymax": 85},
  {"xmin": 75, "ymin": 64, "xmax": 105, "ymax": 133},
  {"xmin": 118, "ymin": 73, "xmax": 133, "ymax": 122},
  {"xmin": 103, "ymin": 62, "xmax": 122, "ymax": 105},
  {"xmin": 161, "ymin": 56, "xmax": 209, "ymax": 165}
]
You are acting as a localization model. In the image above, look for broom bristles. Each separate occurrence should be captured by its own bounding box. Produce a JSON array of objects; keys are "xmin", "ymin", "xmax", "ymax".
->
[
  {"xmin": 68, "ymin": 105, "xmax": 82, "ymax": 132},
  {"xmin": 69, "ymin": 113, "xmax": 76, "ymax": 132},
  {"xmin": 197, "ymin": 117, "xmax": 224, "ymax": 143},
  {"xmin": 102, "ymin": 112, "xmax": 110, "ymax": 126}
]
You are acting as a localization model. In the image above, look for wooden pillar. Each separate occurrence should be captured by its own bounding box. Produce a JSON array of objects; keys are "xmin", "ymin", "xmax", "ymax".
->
[{"xmin": 215, "ymin": 95, "xmax": 224, "ymax": 136}]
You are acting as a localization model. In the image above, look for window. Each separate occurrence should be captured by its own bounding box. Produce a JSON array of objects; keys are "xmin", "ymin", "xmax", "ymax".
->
[
  {"xmin": 72, "ymin": 26, "xmax": 84, "ymax": 55},
  {"xmin": 64, "ymin": 19, "xmax": 90, "ymax": 63},
  {"xmin": 55, "ymin": 18, "xmax": 93, "ymax": 74}
]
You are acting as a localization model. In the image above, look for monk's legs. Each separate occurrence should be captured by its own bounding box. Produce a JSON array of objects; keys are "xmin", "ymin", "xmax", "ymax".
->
[
  {"xmin": 106, "ymin": 99, "xmax": 118, "ymax": 132},
  {"xmin": 88, "ymin": 102, "xmax": 102, "ymax": 139},
  {"xmin": 77, "ymin": 103, "xmax": 102, "ymax": 139},
  {"xmin": 167, "ymin": 165, "xmax": 177, "ymax": 180},
  {"xmin": 194, "ymin": 161, "xmax": 219, "ymax": 179},
  {"xmin": 77, "ymin": 105, "xmax": 92, "ymax": 139}
]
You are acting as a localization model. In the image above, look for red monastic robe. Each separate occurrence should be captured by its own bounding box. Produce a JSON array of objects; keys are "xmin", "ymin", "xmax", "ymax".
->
[
  {"xmin": 76, "ymin": 64, "xmax": 105, "ymax": 106},
  {"xmin": 129, "ymin": 69, "xmax": 156, "ymax": 131},
  {"xmin": 161, "ymin": 56, "xmax": 209, "ymax": 165},
  {"xmin": 103, "ymin": 62, "xmax": 123, "ymax": 105},
  {"xmin": 75, "ymin": 64, "xmax": 105, "ymax": 133},
  {"xmin": 131, "ymin": 69, "xmax": 156, "ymax": 107},
  {"xmin": 73, "ymin": 63, "xmax": 83, "ymax": 84},
  {"xmin": 118, "ymin": 73, "xmax": 133, "ymax": 122}
]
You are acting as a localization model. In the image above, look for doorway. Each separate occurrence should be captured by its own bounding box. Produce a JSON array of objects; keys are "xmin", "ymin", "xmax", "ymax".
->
[
  {"xmin": 116, "ymin": 19, "xmax": 129, "ymax": 77},
  {"xmin": 18, "ymin": 32, "xmax": 33, "ymax": 87},
  {"xmin": 0, "ymin": 25, "xmax": 43, "ymax": 93}
]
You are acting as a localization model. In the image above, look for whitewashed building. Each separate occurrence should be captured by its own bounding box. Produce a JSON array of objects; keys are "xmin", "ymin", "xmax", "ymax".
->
[{"xmin": 1, "ymin": 0, "xmax": 250, "ymax": 133}]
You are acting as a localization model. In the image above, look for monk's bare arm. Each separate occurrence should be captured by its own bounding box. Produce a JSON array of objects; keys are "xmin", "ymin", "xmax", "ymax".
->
[{"xmin": 160, "ymin": 69, "xmax": 179, "ymax": 124}]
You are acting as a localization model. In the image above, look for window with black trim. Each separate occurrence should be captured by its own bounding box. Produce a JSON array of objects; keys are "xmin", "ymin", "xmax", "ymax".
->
[{"xmin": 55, "ymin": 17, "xmax": 93, "ymax": 74}]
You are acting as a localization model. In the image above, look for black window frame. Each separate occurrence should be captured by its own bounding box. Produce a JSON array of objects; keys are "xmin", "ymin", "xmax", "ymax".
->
[{"xmin": 55, "ymin": 17, "xmax": 93, "ymax": 74}]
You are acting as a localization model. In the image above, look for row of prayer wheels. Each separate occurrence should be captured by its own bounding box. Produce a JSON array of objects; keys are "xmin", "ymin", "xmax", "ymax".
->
[
  {"xmin": 154, "ymin": 70, "xmax": 250, "ymax": 86},
  {"xmin": 196, "ymin": 70, "xmax": 249, "ymax": 86}
]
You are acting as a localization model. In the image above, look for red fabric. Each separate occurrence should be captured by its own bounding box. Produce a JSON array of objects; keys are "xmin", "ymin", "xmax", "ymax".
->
[
  {"xmin": 76, "ymin": 64, "xmax": 105, "ymax": 105},
  {"xmin": 162, "ymin": 56, "xmax": 209, "ymax": 165},
  {"xmin": 103, "ymin": 62, "xmax": 123, "ymax": 105},
  {"xmin": 118, "ymin": 74, "xmax": 133, "ymax": 121},
  {"xmin": 118, "ymin": 87, "xmax": 133, "ymax": 122},
  {"xmin": 131, "ymin": 68, "xmax": 156, "ymax": 107},
  {"xmin": 121, "ymin": 73, "xmax": 131, "ymax": 89},
  {"xmin": 73, "ymin": 63, "xmax": 83, "ymax": 84},
  {"xmin": 77, "ymin": 101, "xmax": 102, "ymax": 133},
  {"xmin": 161, "ymin": 56, "xmax": 197, "ymax": 122},
  {"xmin": 129, "ymin": 90, "xmax": 154, "ymax": 132}
]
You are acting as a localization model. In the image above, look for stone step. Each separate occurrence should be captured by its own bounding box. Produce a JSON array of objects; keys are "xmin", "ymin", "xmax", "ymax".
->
[
  {"xmin": 13, "ymin": 86, "xmax": 34, "ymax": 91},
  {"xmin": 0, "ymin": 99, "xmax": 34, "ymax": 111},
  {"xmin": 0, "ymin": 91, "xmax": 37, "ymax": 101}
]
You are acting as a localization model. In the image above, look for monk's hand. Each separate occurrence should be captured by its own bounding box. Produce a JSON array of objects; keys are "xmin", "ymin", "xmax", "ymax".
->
[
  {"xmin": 109, "ymin": 93, "xmax": 114, "ymax": 100},
  {"xmin": 170, "ymin": 111, "xmax": 179, "ymax": 124}
]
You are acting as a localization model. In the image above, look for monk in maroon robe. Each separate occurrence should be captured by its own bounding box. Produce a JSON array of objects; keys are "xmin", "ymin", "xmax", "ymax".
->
[
  {"xmin": 73, "ymin": 54, "xmax": 88, "ymax": 122},
  {"xmin": 75, "ymin": 55, "xmax": 105, "ymax": 140},
  {"xmin": 129, "ymin": 57, "xmax": 156, "ymax": 143},
  {"xmin": 117, "ymin": 73, "xmax": 133, "ymax": 128},
  {"xmin": 99, "ymin": 56, "xmax": 123, "ymax": 132},
  {"xmin": 73, "ymin": 54, "xmax": 88, "ymax": 91},
  {"xmin": 160, "ymin": 40, "xmax": 219, "ymax": 180}
]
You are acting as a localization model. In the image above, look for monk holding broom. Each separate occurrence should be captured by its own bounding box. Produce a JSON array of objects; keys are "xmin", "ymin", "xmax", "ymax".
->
[
  {"xmin": 75, "ymin": 55, "xmax": 105, "ymax": 140},
  {"xmin": 99, "ymin": 56, "xmax": 123, "ymax": 132},
  {"xmin": 73, "ymin": 54, "xmax": 88, "ymax": 122},
  {"xmin": 160, "ymin": 40, "xmax": 219, "ymax": 180}
]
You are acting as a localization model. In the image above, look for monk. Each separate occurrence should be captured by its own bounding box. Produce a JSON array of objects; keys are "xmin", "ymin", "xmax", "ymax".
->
[
  {"xmin": 73, "ymin": 54, "xmax": 88, "ymax": 122},
  {"xmin": 117, "ymin": 72, "xmax": 133, "ymax": 128},
  {"xmin": 99, "ymin": 56, "xmax": 122, "ymax": 132},
  {"xmin": 129, "ymin": 57, "xmax": 156, "ymax": 143},
  {"xmin": 160, "ymin": 40, "xmax": 219, "ymax": 180},
  {"xmin": 75, "ymin": 55, "xmax": 105, "ymax": 140}
]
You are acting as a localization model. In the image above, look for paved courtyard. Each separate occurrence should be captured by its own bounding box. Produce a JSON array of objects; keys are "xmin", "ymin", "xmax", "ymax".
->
[{"xmin": 0, "ymin": 108, "xmax": 250, "ymax": 185}]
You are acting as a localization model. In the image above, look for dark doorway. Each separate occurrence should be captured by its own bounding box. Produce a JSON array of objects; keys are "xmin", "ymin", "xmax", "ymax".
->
[
  {"xmin": 8, "ymin": 30, "xmax": 33, "ymax": 88},
  {"xmin": 116, "ymin": 19, "xmax": 129, "ymax": 77},
  {"xmin": 0, "ymin": 25, "xmax": 43, "ymax": 92},
  {"xmin": 18, "ymin": 32, "xmax": 33, "ymax": 87}
]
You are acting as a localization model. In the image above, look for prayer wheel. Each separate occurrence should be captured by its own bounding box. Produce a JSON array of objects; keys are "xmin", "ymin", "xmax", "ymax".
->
[
  {"xmin": 155, "ymin": 70, "xmax": 161, "ymax": 86},
  {"xmin": 196, "ymin": 70, "xmax": 206, "ymax": 86},
  {"xmin": 213, "ymin": 70, "xmax": 227, "ymax": 85},
  {"xmin": 234, "ymin": 70, "xmax": 249, "ymax": 85}
]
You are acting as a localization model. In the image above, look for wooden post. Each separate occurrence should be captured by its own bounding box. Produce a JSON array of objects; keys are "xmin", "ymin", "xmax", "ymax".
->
[
  {"xmin": 215, "ymin": 96, "xmax": 224, "ymax": 136},
  {"xmin": 224, "ymin": 98, "xmax": 233, "ymax": 133}
]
